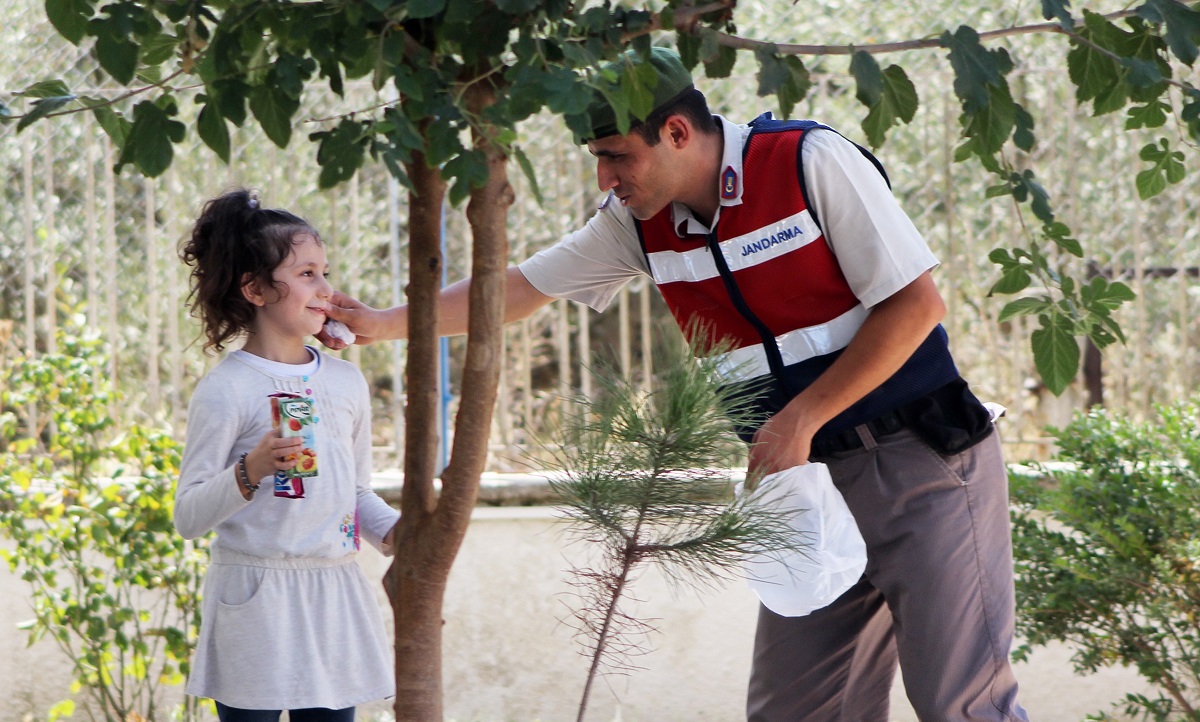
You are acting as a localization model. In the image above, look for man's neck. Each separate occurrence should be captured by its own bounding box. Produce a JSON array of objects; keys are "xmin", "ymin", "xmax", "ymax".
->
[{"xmin": 681, "ymin": 129, "xmax": 725, "ymax": 228}]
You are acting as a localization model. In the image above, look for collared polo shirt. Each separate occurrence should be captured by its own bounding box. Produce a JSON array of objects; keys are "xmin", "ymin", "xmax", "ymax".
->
[{"xmin": 518, "ymin": 115, "xmax": 937, "ymax": 313}]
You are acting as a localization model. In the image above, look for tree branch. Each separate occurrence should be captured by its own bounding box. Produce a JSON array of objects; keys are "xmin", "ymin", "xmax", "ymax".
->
[
  {"xmin": 6, "ymin": 69, "xmax": 190, "ymax": 122},
  {"xmin": 656, "ymin": 8, "xmax": 1141, "ymax": 57}
]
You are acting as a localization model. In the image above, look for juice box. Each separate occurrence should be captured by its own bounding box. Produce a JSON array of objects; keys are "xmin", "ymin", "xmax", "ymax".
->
[{"xmin": 270, "ymin": 393, "xmax": 318, "ymax": 479}]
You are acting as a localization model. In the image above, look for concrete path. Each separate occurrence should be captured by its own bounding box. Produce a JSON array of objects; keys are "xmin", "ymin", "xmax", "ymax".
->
[{"xmin": 1, "ymin": 507, "xmax": 1151, "ymax": 721}]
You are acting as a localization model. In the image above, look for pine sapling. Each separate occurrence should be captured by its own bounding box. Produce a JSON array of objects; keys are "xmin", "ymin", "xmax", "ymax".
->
[{"xmin": 546, "ymin": 338, "xmax": 804, "ymax": 722}]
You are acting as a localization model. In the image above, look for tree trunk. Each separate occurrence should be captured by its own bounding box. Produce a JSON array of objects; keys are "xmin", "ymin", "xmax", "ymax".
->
[{"xmin": 388, "ymin": 78, "xmax": 512, "ymax": 721}]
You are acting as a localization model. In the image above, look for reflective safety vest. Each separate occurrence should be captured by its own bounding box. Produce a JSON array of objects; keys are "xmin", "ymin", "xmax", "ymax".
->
[{"xmin": 635, "ymin": 115, "xmax": 960, "ymax": 435}]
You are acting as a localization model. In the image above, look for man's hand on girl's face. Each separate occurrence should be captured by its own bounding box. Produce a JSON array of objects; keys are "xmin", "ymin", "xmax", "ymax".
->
[
  {"xmin": 317, "ymin": 291, "xmax": 377, "ymax": 348},
  {"xmin": 314, "ymin": 324, "xmax": 348, "ymax": 350}
]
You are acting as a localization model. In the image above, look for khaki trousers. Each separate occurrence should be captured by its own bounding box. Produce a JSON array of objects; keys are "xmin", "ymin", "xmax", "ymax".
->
[{"xmin": 747, "ymin": 426, "xmax": 1030, "ymax": 722}]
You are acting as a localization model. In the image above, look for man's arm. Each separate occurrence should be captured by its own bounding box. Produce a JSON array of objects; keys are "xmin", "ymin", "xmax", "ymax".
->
[
  {"xmin": 320, "ymin": 266, "xmax": 554, "ymax": 347},
  {"xmin": 748, "ymin": 270, "xmax": 946, "ymax": 478}
]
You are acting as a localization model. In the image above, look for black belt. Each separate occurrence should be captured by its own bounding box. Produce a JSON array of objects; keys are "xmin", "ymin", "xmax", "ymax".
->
[{"xmin": 810, "ymin": 409, "xmax": 906, "ymax": 458}]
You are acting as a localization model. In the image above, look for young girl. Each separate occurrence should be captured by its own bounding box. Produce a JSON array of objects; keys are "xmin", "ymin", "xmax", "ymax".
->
[{"xmin": 174, "ymin": 189, "xmax": 399, "ymax": 722}]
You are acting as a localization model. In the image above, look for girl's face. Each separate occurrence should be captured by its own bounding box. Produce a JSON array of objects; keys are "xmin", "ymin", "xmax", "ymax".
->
[{"xmin": 252, "ymin": 233, "xmax": 333, "ymax": 343}]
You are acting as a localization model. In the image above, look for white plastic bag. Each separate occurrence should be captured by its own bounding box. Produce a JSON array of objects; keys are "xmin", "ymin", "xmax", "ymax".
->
[{"xmin": 736, "ymin": 463, "xmax": 867, "ymax": 617}]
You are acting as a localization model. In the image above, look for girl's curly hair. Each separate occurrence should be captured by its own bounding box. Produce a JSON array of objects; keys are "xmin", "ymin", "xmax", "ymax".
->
[{"xmin": 180, "ymin": 188, "xmax": 321, "ymax": 353}]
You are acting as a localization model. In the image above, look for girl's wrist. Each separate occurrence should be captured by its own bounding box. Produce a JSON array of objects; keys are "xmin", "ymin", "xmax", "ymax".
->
[
  {"xmin": 238, "ymin": 450, "xmax": 270, "ymax": 489},
  {"xmin": 236, "ymin": 452, "xmax": 262, "ymax": 497}
]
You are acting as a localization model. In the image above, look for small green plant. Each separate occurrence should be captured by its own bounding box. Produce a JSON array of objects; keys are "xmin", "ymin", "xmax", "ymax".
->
[
  {"xmin": 546, "ymin": 339, "xmax": 802, "ymax": 722},
  {"xmin": 1011, "ymin": 397, "xmax": 1200, "ymax": 722},
  {"xmin": 0, "ymin": 328, "xmax": 208, "ymax": 722}
]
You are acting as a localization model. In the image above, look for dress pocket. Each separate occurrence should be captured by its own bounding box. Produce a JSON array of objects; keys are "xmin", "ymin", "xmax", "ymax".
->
[
  {"xmin": 209, "ymin": 567, "xmax": 280, "ymax": 675},
  {"xmin": 212, "ymin": 564, "xmax": 268, "ymax": 608}
]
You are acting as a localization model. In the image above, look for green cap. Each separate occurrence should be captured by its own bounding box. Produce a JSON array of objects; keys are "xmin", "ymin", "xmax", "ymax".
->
[{"xmin": 576, "ymin": 46, "xmax": 695, "ymax": 144}]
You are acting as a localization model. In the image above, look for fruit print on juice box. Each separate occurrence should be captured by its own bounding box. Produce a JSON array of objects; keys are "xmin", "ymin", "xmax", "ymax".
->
[{"xmin": 270, "ymin": 392, "xmax": 318, "ymax": 499}]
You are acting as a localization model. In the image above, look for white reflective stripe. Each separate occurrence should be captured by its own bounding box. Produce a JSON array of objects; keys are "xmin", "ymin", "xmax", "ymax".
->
[
  {"xmin": 646, "ymin": 209, "xmax": 823, "ymax": 285},
  {"xmin": 711, "ymin": 304, "xmax": 868, "ymax": 381},
  {"xmin": 648, "ymin": 245, "xmax": 719, "ymax": 284},
  {"xmin": 720, "ymin": 209, "xmax": 822, "ymax": 273}
]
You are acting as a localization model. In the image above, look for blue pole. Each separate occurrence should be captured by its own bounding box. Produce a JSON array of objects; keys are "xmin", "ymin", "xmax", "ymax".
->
[{"xmin": 439, "ymin": 201, "xmax": 451, "ymax": 474}]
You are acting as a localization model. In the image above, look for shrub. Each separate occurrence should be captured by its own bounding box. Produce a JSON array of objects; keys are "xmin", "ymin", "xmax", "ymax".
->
[
  {"xmin": 0, "ymin": 330, "xmax": 208, "ymax": 722},
  {"xmin": 1011, "ymin": 397, "xmax": 1200, "ymax": 721}
]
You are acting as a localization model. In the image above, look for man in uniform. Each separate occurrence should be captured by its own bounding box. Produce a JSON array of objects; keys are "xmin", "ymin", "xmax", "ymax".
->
[{"xmin": 325, "ymin": 47, "xmax": 1029, "ymax": 722}]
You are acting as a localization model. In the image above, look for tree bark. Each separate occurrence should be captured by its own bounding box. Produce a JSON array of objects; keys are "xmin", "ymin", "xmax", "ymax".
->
[
  {"xmin": 388, "ymin": 77, "xmax": 511, "ymax": 722},
  {"xmin": 388, "ymin": 139, "xmax": 447, "ymax": 722}
]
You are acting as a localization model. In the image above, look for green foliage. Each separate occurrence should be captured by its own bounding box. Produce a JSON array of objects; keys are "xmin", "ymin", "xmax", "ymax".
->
[
  {"xmin": 10, "ymin": 1, "xmax": 1200, "ymax": 392},
  {"xmin": 988, "ymin": 222, "xmax": 1134, "ymax": 395},
  {"xmin": 0, "ymin": 328, "xmax": 207, "ymax": 722},
  {"xmin": 1068, "ymin": 12, "xmax": 1169, "ymax": 117},
  {"xmin": 1139, "ymin": 0, "xmax": 1200, "ymax": 65},
  {"xmin": 754, "ymin": 46, "xmax": 812, "ymax": 120},
  {"xmin": 546, "ymin": 339, "xmax": 801, "ymax": 721},
  {"xmin": 117, "ymin": 97, "xmax": 187, "ymax": 176},
  {"xmin": 850, "ymin": 51, "xmax": 918, "ymax": 149},
  {"xmin": 945, "ymin": 24, "xmax": 1020, "ymax": 160},
  {"xmin": 1011, "ymin": 398, "xmax": 1200, "ymax": 721},
  {"xmin": 1137, "ymin": 138, "xmax": 1188, "ymax": 199}
]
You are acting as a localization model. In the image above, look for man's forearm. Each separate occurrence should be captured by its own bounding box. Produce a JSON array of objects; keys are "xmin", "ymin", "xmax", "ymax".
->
[
  {"xmin": 749, "ymin": 271, "xmax": 946, "ymax": 474},
  {"xmin": 403, "ymin": 266, "xmax": 554, "ymax": 339},
  {"xmin": 789, "ymin": 272, "xmax": 946, "ymax": 433}
]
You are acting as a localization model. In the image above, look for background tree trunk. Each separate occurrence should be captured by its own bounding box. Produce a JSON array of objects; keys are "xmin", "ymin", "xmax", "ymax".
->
[{"xmin": 387, "ymin": 79, "xmax": 511, "ymax": 721}]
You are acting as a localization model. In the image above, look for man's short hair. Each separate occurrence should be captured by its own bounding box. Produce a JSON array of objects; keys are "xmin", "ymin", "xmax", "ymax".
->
[{"xmin": 631, "ymin": 87, "xmax": 719, "ymax": 146}]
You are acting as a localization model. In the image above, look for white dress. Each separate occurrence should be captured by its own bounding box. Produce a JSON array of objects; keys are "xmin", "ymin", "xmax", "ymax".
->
[{"xmin": 175, "ymin": 348, "xmax": 399, "ymax": 710}]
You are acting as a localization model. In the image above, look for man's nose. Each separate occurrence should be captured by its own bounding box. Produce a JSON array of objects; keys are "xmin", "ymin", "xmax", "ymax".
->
[{"xmin": 596, "ymin": 160, "xmax": 617, "ymax": 192}]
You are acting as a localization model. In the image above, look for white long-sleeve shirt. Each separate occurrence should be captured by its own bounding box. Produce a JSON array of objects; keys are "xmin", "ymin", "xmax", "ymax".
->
[{"xmin": 175, "ymin": 348, "xmax": 397, "ymax": 555}]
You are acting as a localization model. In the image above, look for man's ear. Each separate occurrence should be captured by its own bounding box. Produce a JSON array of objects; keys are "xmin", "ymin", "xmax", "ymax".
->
[
  {"xmin": 664, "ymin": 115, "xmax": 690, "ymax": 148},
  {"xmin": 241, "ymin": 273, "xmax": 267, "ymax": 307}
]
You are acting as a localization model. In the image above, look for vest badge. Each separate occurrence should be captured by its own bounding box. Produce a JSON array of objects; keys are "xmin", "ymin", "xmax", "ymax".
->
[{"xmin": 721, "ymin": 165, "xmax": 738, "ymax": 200}]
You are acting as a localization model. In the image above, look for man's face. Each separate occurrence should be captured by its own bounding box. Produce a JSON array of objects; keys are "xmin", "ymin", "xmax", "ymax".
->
[{"xmin": 587, "ymin": 128, "xmax": 678, "ymax": 221}]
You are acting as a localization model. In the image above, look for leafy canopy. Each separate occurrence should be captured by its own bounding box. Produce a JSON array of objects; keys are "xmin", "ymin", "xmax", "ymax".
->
[{"xmin": 7, "ymin": 0, "xmax": 1200, "ymax": 392}]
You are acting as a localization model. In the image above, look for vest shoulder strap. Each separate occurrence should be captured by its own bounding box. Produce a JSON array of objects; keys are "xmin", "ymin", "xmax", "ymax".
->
[{"xmin": 746, "ymin": 113, "xmax": 890, "ymax": 233}]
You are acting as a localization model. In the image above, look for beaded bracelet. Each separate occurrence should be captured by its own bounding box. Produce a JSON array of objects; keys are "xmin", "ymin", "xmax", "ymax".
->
[{"xmin": 237, "ymin": 452, "xmax": 261, "ymax": 495}]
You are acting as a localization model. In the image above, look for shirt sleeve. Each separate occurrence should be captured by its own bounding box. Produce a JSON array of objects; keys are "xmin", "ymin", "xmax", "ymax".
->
[
  {"xmin": 516, "ymin": 196, "xmax": 650, "ymax": 312},
  {"xmin": 174, "ymin": 376, "xmax": 253, "ymax": 540},
  {"xmin": 802, "ymin": 128, "xmax": 939, "ymax": 309},
  {"xmin": 350, "ymin": 368, "xmax": 400, "ymax": 555}
]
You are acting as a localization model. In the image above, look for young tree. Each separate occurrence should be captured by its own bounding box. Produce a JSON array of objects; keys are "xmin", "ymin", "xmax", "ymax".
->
[
  {"xmin": 545, "ymin": 339, "xmax": 798, "ymax": 722},
  {"xmin": 0, "ymin": 329, "xmax": 206, "ymax": 722},
  {"xmin": 5, "ymin": 1, "xmax": 1200, "ymax": 719}
]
